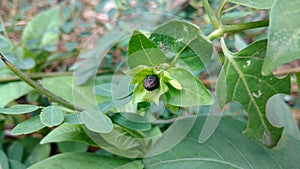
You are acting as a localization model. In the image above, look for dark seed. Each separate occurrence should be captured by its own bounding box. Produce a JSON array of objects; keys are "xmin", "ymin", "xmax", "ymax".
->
[{"xmin": 143, "ymin": 75, "xmax": 159, "ymax": 91}]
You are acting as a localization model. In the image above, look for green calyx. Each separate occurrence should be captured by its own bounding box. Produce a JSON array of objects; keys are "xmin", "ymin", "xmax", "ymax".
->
[{"xmin": 126, "ymin": 65, "xmax": 182, "ymax": 105}]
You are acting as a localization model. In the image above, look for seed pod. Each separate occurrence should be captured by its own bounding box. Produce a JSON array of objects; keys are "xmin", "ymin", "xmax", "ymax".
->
[{"xmin": 143, "ymin": 75, "xmax": 159, "ymax": 91}]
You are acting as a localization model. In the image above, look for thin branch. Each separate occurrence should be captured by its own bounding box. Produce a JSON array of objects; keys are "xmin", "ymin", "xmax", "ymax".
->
[
  {"xmin": 216, "ymin": 0, "xmax": 228, "ymax": 21},
  {"xmin": 207, "ymin": 27, "xmax": 224, "ymax": 41},
  {"xmin": 202, "ymin": 0, "xmax": 220, "ymax": 29},
  {"xmin": 222, "ymin": 20, "xmax": 269, "ymax": 33},
  {"xmin": 222, "ymin": 4, "xmax": 240, "ymax": 13},
  {"xmin": 0, "ymin": 52, "xmax": 84, "ymax": 111},
  {"xmin": 208, "ymin": 20, "xmax": 269, "ymax": 41}
]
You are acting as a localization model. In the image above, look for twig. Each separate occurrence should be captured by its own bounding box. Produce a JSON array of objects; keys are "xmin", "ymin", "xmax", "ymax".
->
[
  {"xmin": 202, "ymin": 0, "xmax": 220, "ymax": 29},
  {"xmin": 216, "ymin": 0, "xmax": 228, "ymax": 21},
  {"xmin": 222, "ymin": 20, "xmax": 269, "ymax": 33},
  {"xmin": 208, "ymin": 20, "xmax": 269, "ymax": 40}
]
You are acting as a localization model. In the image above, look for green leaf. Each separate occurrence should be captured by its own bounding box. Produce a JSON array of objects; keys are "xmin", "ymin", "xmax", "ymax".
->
[
  {"xmin": 143, "ymin": 116, "xmax": 300, "ymax": 168},
  {"xmin": 0, "ymin": 150, "xmax": 9, "ymax": 169},
  {"xmin": 0, "ymin": 121, "xmax": 4, "ymax": 149},
  {"xmin": 95, "ymin": 0, "xmax": 109, "ymax": 12},
  {"xmin": 27, "ymin": 152, "xmax": 142, "ymax": 169},
  {"xmin": 40, "ymin": 105, "xmax": 64, "ymax": 127},
  {"xmin": 7, "ymin": 141, "xmax": 23, "ymax": 162},
  {"xmin": 296, "ymin": 73, "xmax": 300, "ymax": 92},
  {"xmin": 17, "ymin": 137, "xmax": 40, "ymax": 158},
  {"xmin": 112, "ymin": 114, "xmax": 151, "ymax": 131},
  {"xmin": 127, "ymin": 30, "xmax": 166, "ymax": 69},
  {"xmin": 262, "ymin": 0, "xmax": 300, "ymax": 74},
  {"xmin": 97, "ymin": 124, "xmax": 146, "ymax": 158},
  {"xmin": 166, "ymin": 68, "xmax": 213, "ymax": 107},
  {"xmin": 42, "ymin": 76, "xmax": 77, "ymax": 104},
  {"xmin": 43, "ymin": 76, "xmax": 107, "ymax": 110},
  {"xmin": 22, "ymin": 6, "xmax": 61, "ymax": 49},
  {"xmin": 15, "ymin": 58, "xmax": 35, "ymax": 70},
  {"xmin": 9, "ymin": 159, "xmax": 26, "ymax": 169},
  {"xmin": 266, "ymin": 94, "xmax": 300, "ymax": 139},
  {"xmin": 60, "ymin": 19, "xmax": 74, "ymax": 34},
  {"xmin": 64, "ymin": 113, "xmax": 82, "ymax": 124},
  {"xmin": 229, "ymin": 0, "xmax": 274, "ymax": 9},
  {"xmin": 12, "ymin": 116, "xmax": 46, "ymax": 135},
  {"xmin": 79, "ymin": 110, "xmax": 113, "ymax": 133},
  {"xmin": 0, "ymin": 104, "xmax": 39, "ymax": 114},
  {"xmin": 57, "ymin": 141, "xmax": 88, "ymax": 153},
  {"xmin": 66, "ymin": 42, "xmax": 77, "ymax": 51},
  {"xmin": 0, "ymin": 34, "xmax": 13, "ymax": 52},
  {"xmin": 25, "ymin": 144, "xmax": 51, "ymax": 166},
  {"xmin": 149, "ymin": 20, "xmax": 212, "ymax": 72},
  {"xmin": 217, "ymin": 39, "xmax": 290, "ymax": 147},
  {"xmin": 0, "ymin": 82, "xmax": 32, "ymax": 108},
  {"xmin": 97, "ymin": 100, "xmax": 114, "ymax": 113},
  {"xmin": 234, "ymin": 34, "xmax": 247, "ymax": 51},
  {"xmin": 40, "ymin": 123, "xmax": 97, "ymax": 146},
  {"xmin": 115, "ymin": 160, "xmax": 144, "ymax": 169},
  {"xmin": 94, "ymin": 83, "xmax": 116, "ymax": 97}
]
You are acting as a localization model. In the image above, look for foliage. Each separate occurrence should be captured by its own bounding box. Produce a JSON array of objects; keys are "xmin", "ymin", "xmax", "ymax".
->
[
  {"xmin": 143, "ymin": 116, "xmax": 300, "ymax": 169},
  {"xmin": 217, "ymin": 39, "xmax": 290, "ymax": 147},
  {"xmin": 0, "ymin": 0, "xmax": 300, "ymax": 168}
]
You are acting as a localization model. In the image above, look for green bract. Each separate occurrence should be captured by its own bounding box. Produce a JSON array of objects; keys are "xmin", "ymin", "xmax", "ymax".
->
[
  {"xmin": 126, "ymin": 65, "xmax": 182, "ymax": 105},
  {"xmin": 125, "ymin": 20, "xmax": 213, "ymax": 108}
]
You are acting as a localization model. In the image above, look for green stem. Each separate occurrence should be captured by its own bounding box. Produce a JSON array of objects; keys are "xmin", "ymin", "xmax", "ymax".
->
[
  {"xmin": 0, "ymin": 53, "xmax": 84, "ymax": 111},
  {"xmin": 222, "ymin": 3, "xmax": 240, "ymax": 13},
  {"xmin": 208, "ymin": 20, "xmax": 269, "ymax": 40},
  {"xmin": 207, "ymin": 27, "xmax": 224, "ymax": 41},
  {"xmin": 202, "ymin": 0, "xmax": 220, "ymax": 28},
  {"xmin": 216, "ymin": 0, "xmax": 228, "ymax": 21},
  {"xmin": 223, "ymin": 20, "xmax": 269, "ymax": 32}
]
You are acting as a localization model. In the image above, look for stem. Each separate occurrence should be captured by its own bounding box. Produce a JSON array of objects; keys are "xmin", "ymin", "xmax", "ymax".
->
[
  {"xmin": 207, "ymin": 27, "xmax": 224, "ymax": 41},
  {"xmin": 223, "ymin": 20, "xmax": 269, "ymax": 33},
  {"xmin": 216, "ymin": 0, "xmax": 228, "ymax": 21},
  {"xmin": 0, "ymin": 70, "xmax": 113, "ymax": 83},
  {"xmin": 0, "ymin": 53, "xmax": 84, "ymax": 111},
  {"xmin": 208, "ymin": 20, "xmax": 269, "ymax": 40},
  {"xmin": 222, "ymin": 4, "xmax": 240, "ymax": 13},
  {"xmin": 202, "ymin": 0, "xmax": 220, "ymax": 28}
]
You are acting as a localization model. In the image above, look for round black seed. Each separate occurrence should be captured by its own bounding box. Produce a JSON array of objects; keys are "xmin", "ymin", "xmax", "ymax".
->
[{"xmin": 143, "ymin": 75, "xmax": 159, "ymax": 91}]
